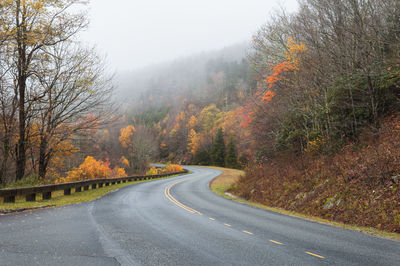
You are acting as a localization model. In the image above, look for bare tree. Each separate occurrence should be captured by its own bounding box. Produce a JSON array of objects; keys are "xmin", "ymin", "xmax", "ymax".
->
[
  {"xmin": 0, "ymin": 0, "xmax": 88, "ymax": 179},
  {"xmin": 31, "ymin": 42, "xmax": 115, "ymax": 179}
]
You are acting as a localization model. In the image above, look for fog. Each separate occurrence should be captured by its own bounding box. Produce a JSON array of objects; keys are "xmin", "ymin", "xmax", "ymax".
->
[{"xmin": 81, "ymin": 0, "xmax": 298, "ymax": 71}]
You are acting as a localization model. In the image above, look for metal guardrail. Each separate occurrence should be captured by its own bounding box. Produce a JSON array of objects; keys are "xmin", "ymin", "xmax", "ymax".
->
[{"xmin": 0, "ymin": 170, "xmax": 188, "ymax": 203}]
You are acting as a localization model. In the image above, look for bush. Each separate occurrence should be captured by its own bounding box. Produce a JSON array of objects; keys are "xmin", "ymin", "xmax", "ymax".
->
[
  {"xmin": 231, "ymin": 113, "xmax": 400, "ymax": 233},
  {"xmin": 146, "ymin": 164, "xmax": 183, "ymax": 175}
]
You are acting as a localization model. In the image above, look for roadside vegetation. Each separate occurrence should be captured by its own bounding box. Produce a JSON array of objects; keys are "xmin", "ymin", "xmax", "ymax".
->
[
  {"xmin": 126, "ymin": 0, "xmax": 399, "ymax": 234},
  {"xmin": 0, "ymin": 171, "xmax": 186, "ymax": 211},
  {"xmin": 210, "ymin": 166, "xmax": 400, "ymax": 240},
  {"xmin": 0, "ymin": 0, "xmax": 398, "ymax": 235}
]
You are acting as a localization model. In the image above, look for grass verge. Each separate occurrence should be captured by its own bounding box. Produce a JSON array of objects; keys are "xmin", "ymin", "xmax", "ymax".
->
[
  {"xmin": 208, "ymin": 166, "xmax": 400, "ymax": 241},
  {"xmin": 0, "ymin": 173, "xmax": 185, "ymax": 212}
]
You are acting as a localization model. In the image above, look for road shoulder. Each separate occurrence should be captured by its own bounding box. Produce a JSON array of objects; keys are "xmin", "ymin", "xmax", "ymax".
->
[{"xmin": 208, "ymin": 166, "xmax": 400, "ymax": 241}]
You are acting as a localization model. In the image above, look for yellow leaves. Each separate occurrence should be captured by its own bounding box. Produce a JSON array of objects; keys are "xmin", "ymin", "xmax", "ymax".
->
[
  {"xmin": 187, "ymin": 129, "xmax": 200, "ymax": 155},
  {"xmin": 146, "ymin": 166, "xmax": 159, "ymax": 175},
  {"xmin": 119, "ymin": 125, "xmax": 136, "ymax": 148},
  {"xmin": 177, "ymin": 111, "xmax": 186, "ymax": 122},
  {"xmin": 65, "ymin": 156, "xmax": 112, "ymax": 182},
  {"xmin": 165, "ymin": 163, "xmax": 183, "ymax": 172},
  {"xmin": 146, "ymin": 164, "xmax": 183, "ymax": 175},
  {"xmin": 120, "ymin": 156, "xmax": 130, "ymax": 168},
  {"xmin": 304, "ymin": 136, "xmax": 326, "ymax": 153},
  {"xmin": 112, "ymin": 167, "xmax": 127, "ymax": 178},
  {"xmin": 188, "ymin": 115, "xmax": 198, "ymax": 129},
  {"xmin": 285, "ymin": 37, "xmax": 307, "ymax": 67},
  {"xmin": 199, "ymin": 104, "xmax": 222, "ymax": 131}
]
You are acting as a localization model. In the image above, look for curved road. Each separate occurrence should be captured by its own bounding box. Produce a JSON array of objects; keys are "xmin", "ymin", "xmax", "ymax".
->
[{"xmin": 0, "ymin": 166, "xmax": 399, "ymax": 265}]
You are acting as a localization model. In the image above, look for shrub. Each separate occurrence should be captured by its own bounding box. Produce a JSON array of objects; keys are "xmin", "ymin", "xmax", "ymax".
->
[{"xmin": 62, "ymin": 156, "xmax": 112, "ymax": 182}]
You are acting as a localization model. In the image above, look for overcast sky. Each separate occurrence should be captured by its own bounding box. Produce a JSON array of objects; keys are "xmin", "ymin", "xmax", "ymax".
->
[{"xmin": 80, "ymin": 0, "xmax": 299, "ymax": 71}]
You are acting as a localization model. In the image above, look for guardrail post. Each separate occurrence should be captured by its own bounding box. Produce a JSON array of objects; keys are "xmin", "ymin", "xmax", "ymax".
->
[
  {"xmin": 3, "ymin": 195, "xmax": 15, "ymax": 203},
  {"xmin": 76, "ymin": 187, "xmax": 82, "ymax": 192},
  {"xmin": 26, "ymin": 193, "xmax": 36, "ymax": 201},
  {"xmin": 42, "ymin": 191, "xmax": 51, "ymax": 200},
  {"xmin": 92, "ymin": 184, "xmax": 97, "ymax": 189},
  {"xmin": 64, "ymin": 188, "xmax": 71, "ymax": 195}
]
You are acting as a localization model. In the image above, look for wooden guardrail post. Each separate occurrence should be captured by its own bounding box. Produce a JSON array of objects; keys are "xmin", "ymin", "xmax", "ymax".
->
[
  {"xmin": 42, "ymin": 191, "xmax": 51, "ymax": 200},
  {"xmin": 26, "ymin": 193, "xmax": 36, "ymax": 201},
  {"xmin": 4, "ymin": 195, "xmax": 15, "ymax": 203},
  {"xmin": 0, "ymin": 169, "xmax": 188, "ymax": 204}
]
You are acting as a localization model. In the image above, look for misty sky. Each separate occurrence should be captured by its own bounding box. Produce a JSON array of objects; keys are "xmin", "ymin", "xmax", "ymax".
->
[{"xmin": 81, "ymin": 0, "xmax": 299, "ymax": 71}]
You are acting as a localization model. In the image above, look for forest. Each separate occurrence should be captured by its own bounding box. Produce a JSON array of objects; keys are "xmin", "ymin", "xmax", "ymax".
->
[{"xmin": 0, "ymin": 0, "xmax": 399, "ymax": 232}]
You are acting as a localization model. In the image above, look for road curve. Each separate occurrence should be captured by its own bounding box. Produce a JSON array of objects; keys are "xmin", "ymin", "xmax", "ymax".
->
[{"xmin": 0, "ymin": 166, "xmax": 399, "ymax": 265}]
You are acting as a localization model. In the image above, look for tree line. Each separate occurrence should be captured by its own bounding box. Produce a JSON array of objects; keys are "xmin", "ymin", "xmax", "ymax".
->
[
  {"xmin": 127, "ymin": 0, "xmax": 398, "ymax": 170},
  {"xmin": 0, "ymin": 0, "xmax": 114, "ymax": 185}
]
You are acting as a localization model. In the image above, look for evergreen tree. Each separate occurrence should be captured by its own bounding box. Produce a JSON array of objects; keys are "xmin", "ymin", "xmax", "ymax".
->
[
  {"xmin": 194, "ymin": 150, "xmax": 211, "ymax": 165},
  {"xmin": 211, "ymin": 128, "xmax": 225, "ymax": 166},
  {"xmin": 225, "ymin": 136, "xmax": 238, "ymax": 169}
]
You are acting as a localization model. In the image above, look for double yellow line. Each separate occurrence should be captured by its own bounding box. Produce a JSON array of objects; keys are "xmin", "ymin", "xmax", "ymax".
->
[
  {"xmin": 164, "ymin": 180, "xmax": 202, "ymax": 215},
  {"xmin": 163, "ymin": 179, "xmax": 325, "ymax": 260}
]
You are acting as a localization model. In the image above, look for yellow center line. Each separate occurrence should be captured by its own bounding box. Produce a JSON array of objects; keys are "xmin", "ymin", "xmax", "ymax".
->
[
  {"xmin": 242, "ymin": 230, "xmax": 253, "ymax": 235},
  {"xmin": 209, "ymin": 218, "xmax": 215, "ymax": 221},
  {"xmin": 305, "ymin": 252, "xmax": 325, "ymax": 259},
  {"xmin": 164, "ymin": 180, "xmax": 202, "ymax": 215},
  {"xmin": 224, "ymin": 223, "xmax": 231, "ymax": 227},
  {"xmin": 269, "ymin": 240, "xmax": 283, "ymax": 245}
]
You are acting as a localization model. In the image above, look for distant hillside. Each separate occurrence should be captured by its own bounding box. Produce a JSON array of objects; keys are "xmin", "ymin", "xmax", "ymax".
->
[{"xmin": 114, "ymin": 42, "xmax": 249, "ymax": 110}]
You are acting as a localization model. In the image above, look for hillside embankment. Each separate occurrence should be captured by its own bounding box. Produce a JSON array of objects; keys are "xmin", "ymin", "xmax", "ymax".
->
[{"xmin": 230, "ymin": 114, "xmax": 400, "ymax": 233}]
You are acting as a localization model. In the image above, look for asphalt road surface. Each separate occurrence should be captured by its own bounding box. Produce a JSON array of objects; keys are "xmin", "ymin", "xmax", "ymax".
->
[{"xmin": 0, "ymin": 166, "xmax": 399, "ymax": 265}]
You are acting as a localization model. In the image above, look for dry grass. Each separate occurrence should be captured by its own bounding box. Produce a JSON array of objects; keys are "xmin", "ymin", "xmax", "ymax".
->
[
  {"xmin": 0, "ymin": 173, "xmax": 185, "ymax": 212},
  {"xmin": 208, "ymin": 166, "xmax": 400, "ymax": 241}
]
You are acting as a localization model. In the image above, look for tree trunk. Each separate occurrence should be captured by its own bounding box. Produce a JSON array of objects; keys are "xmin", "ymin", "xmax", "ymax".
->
[
  {"xmin": 38, "ymin": 138, "xmax": 48, "ymax": 179},
  {"xmin": 16, "ymin": 75, "xmax": 26, "ymax": 180},
  {"xmin": 0, "ymin": 140, "xmax": 10, "ymax": 185},
  {"xmin": 15, "ymin": 0, "xmax": 27, "ymax": 180}
]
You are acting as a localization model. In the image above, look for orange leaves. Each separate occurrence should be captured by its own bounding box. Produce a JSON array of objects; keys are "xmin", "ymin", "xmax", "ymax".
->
[
  {"xmin": 265, "ymin": 61, "xmax": 298, "ymax": 90},
  {"xmin": 262, "ymin": 37, "xmax": 306, "ymax": 102},
  {"xmin": 62, "ymin": 156, "xmax": 128, "ymax": 182},
  {"xmin": 262, "ymin": 90, "xmax": 276, "ymax": 102},
  {"xmin": 119, "ymin": 125, "xmax": 136, "ymax": 148},
  {"xmin": 64, "ymin": 156, "xmax": 112, "ymax": 182},
  {"xmin": 165, "ymin": 164, "xmax": 183, "ymax": 172},
  {"xmin": 120, "ymin": 156, "xmax": 130, "ymax": 168},
  {"xmin": 286, "ymin": 37, "xmax": 307, "ymax": 66}
]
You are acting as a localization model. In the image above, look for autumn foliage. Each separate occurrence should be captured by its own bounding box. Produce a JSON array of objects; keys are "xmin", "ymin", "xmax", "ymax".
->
[
  {"xmin": 261, "ymin": 37, "xmax": 306, "ymax": 102},
  {"xmin": 146, "ymin": 164, "xmax": 184, "ymax": 175},
  {"xmin": 59, "ymin": 156, "xmax": 127, "ymax": 183},
  {"xmin": 232, "ymin": 114, "xmax": 400, "ymax": 233}
]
